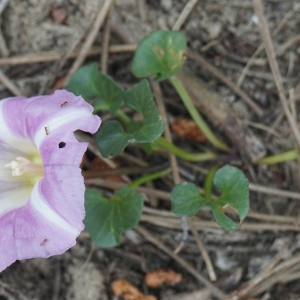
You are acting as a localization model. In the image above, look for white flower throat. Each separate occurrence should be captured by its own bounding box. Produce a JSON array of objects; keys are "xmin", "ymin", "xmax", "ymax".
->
[{"xmin": 4, "ymin": 146, "xmax": 44, "ymax": 187}]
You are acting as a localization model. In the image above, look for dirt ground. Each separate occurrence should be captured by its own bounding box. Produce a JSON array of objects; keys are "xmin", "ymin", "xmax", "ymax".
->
[{"xmin": 1, "ymin": 0, "xmax": 300, "ymax": 299}]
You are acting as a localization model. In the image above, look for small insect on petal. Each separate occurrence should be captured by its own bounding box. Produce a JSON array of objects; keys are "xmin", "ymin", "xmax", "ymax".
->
[
  {"xmin": 60, "ymin": 101, "xmax": 68, "ymax": 107},
  {"xmin": 45, "ymin": 127, "xmax": 49, "ymax": 135},
  {"xmin": 40, "ymin": 239, "xmax": 47, "ymax": 246}
]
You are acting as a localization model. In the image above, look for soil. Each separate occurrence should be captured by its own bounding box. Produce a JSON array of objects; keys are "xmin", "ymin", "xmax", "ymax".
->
[{"xmin": 1, "ymin": 0, "xmax": 300, "ymax": 299}]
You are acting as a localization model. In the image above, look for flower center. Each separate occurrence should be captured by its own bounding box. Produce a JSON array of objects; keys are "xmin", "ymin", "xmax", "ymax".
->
[{"xmin": 5, "ymin": 156, "xmax": 44, "ymax": 177}]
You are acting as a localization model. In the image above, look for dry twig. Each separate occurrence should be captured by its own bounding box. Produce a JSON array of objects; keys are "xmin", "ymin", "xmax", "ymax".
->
[
  {"xmin": 187, "ymin": 217, "xmax": 217, "ymax": 281},
  {"xmin": 64, "ymin": 0, "xmax": 115, "ymax": 85},
  {"xmin": 0, "ymin": 45, "xmax": 137, "ymax": 66},
  {"xmin": 0, "ymin": 71, "xmax": 22, "ymax": 96},
  {"xmin": 187, "ymin": 50, "xmax": 264, "ymax": 116},
  {"xmin": 100, "ymin": 0, "xmax": 114, "ymax": 74},
  {"xmin": 253, "ymin": 0, "xmax": 300, "ymax": 147},
  {"xmin": 237, "ymin": 2, "xmax": 300, "ymax": 87},
  {"xmin": 135, "ymin": 225, "xmax": 227, "ymax": 299},
  {"xmin": 172, "ymin": 0, "xmax": 198, "ymax": 30}
]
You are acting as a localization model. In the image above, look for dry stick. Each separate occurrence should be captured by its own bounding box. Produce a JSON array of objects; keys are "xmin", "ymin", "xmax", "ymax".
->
[
  {"xmin": 100, "ymin": 0, "xmax": 114, "ymax": 74},
  {"xmin": 0, "ymin": 30, "xmax": 9, "ymax": 57},
  {"xmin": 281, "ymin": 270, "xmax": 300, "ymax": 284},
  {"xmin": 110, "ymin": 23, "xmax": 137, "ymax": 44},
  {"xmin": 187, "ymin": 50, "xmax": 263, "ymax": 117},
  {"xmin": 64, "ymin": 0, "xmax": 115, "ymax": 86},
  {"xmin": 249, "ymin": 182, "xmax": 300, "ymax": 200},
  {"xmin": 288, "ymin": 87, "xmax": 300, "ymax": 195},
  {"xmin": 151, "ymin": 82, "xmax": 181, "ymax": 185},
  {"xmin": 237, "ymin": 2, "xmax": 300, "ymax": 87},
  {"xmin": 85, "ymin": 178, "xmax": 170, "ymax": 200},
  {"xmin": 266, "ymin": 110, "xmax": 284, "ymax": 140},
  {"xmin": 137, "ymin": 0, "xmax": 146, "ymax": 22},
  {"xmin": 135, "ymin": 225, "xmax": 227, "ymax": 299},
  {"xmin": 276, "ymin": 34, "xmax": 300, "ymax": 56},
  {"xmin": 247, "ymin": 211, "xmax": 296, "ymax": 224},
  {"xmin": 86, "ymin": 177, "xmax": 300, "ymax": 201},
  {"xmin": 187, "ymin": 218, "xmax": 217, "ymax": 282},
  {"xmin": 140, "ymin": 214, "xmax": 300, "ymax": 232},
  {"xmin": 0, "ymin": 45, "xmax": 137, "ymax": 66},
  {"xmin": 152, "ymin": 81, "xmax": 180, "ymax": 194},
  {"xmin": 144, "ymin": 206, "xmax": 297, "ymax": 225},
  {"xmin": 251, "ymin": 263, "xmax": 300, "ymax": 297},
  {"xmin": 0, "ymin": 0, "xmax": 9, "ymax": 15},
  {"xmin": 235, "ymin": 245, "xmax": 289, "ymax": 299},
  {"xmin": 0, "ymin": 0, "xmax": 8, "ymax": 58},
  {"xmin": 74, "ymin": 243, "xmax": 95, "ymax": 279},
  {"xmin": 253, "ymin": 0, "xmax": 300, "ymax": 147},
  {"xmin": 147, "ymin": 82, "xmax": 189, "ymax": 255},
  {"xmin": 0, "ymin": 71, "xmax": 22, "ymax": 96},
  {"xmin": 172, "ymin": 0, "xmax": 198, "ymax": 30},
  {"xmin": 243, "ymin": 119, "xmax": 282, "ymax": 139},
  {"xmin": 39, "ymin": 12, "xmax": 97, "ymax": 95}
]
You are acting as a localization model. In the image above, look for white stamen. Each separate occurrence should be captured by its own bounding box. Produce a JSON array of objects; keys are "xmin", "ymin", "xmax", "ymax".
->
[{"xmin": 5, "ymin": 156, "xmax": 43, "ymax": 177}]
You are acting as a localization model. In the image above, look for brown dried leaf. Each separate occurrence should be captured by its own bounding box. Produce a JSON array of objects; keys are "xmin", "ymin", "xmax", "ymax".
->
[
  {"xmin": 171, "ymin": 117, "xmax": 207, "ymax": 143},
  {"xmin": 51, "ymin": 6, "xmax": 67, "ymax": 24},
  {"xmin": 145, "ymin": 269, "xmax": 182, "ymax": 288},
  {"xmin": 111, "ymin": 279, "xmax": 156, "ymax": 300},
  {"xmin": 54, "ymin": 76, "xmax": 66, "ymax": 89},
  {"xmin": 90, "ymin": 157, "xmax": 123, "ymax": 182}
]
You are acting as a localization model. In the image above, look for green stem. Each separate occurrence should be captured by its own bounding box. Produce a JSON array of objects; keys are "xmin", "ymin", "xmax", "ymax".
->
[
  {"xmin": 204, "ymin": 164, "xmax": 219, "ymax": 200},
  {"xmin": 115, "ymin": 109, "xmax": 131, "ymax": 124},
  {"xmin": 154, "ymin": 137, "xmax": 217, "ymax": 162},
  {"xmin": 256, "ymin": 150, "xmax": 298, "ymax": 165},
  {"xmin": 168, "ymin": 75, "xmax": 230, "ymax": 152},
  {"xmin": 116, "ymin": 109, "xmax": 217, "ymax": 162},
  {"xmin": 128, "ymin": 167, "xmax": 171, "ymax": 189}
]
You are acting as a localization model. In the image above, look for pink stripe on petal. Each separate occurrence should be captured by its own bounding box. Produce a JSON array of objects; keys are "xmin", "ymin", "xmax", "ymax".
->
[
  {"xmin": 39, "ymin": 166, "xmax": 85, "ymax": 230},
  {"xmin": 14, "ymin": 183, "xmax": 80, "ymax": 260},
  {"xmin": 0, "ymin": 96, "xmax": 35, "ymax": 140},
  {"xmin": 0, "ymin": 211, "xmax": 17, "ymax": 272}
]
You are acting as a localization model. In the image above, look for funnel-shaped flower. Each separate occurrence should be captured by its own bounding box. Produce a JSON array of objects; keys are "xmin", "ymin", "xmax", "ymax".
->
[{"xmin": 0, "ymin": 90, "xmax": 101, "ymax": 272}]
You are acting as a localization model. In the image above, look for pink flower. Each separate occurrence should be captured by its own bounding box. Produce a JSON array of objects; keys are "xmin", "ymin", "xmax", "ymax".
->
[{"xmin": 0, "ymin": 90, "xmax": 101, "ymax": 272}]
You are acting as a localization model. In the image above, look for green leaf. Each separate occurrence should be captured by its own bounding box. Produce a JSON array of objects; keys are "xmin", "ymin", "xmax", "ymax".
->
[
  {"xmin": 131, "ymin": 30, "xmax": 187, "ymax": 81},
  {"xmin": 213, "ymin": 165, "xmax": 249, "ymax": 221},
  {"xmin": 171, "ymin": 182, "xmax": 210, "ymax": 216},
  {"xmin": 68, "ymin": 62, "xmax": 123, "ymax": 114},
  {"xmin": 96, "ymin": 79, "xmax": 164, "ymax": 157},
  {"xmin": 96, "ymin": 121, "xmax": 130, "ymax": 158},
  {"xmin": 123, "ymin": 79, "xmax": 164, "ymax": 142},
  {"xmin": 171, "ymin": 165, "xmax": 249, "ymax": 231},
  {"xmin": 84, "ymin": 188, "xmax": 144, "ymax": 248}
]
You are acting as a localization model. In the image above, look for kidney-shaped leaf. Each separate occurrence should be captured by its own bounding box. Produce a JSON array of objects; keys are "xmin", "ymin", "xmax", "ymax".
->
[
  {"xmin": 68, "ymin": 62, "xmax": 123, "ymax": 114},
  {"xmin": 131, "ymin": 30, "xmax": 187, "ymax": 81},
  {"xmin": 171, "ymin": 182, "xmax": 209, "ymax": 216},
  {"xmin": 213, "ymin": 165, "xmax": 249, "ymax": 221},
  {"xmin": 97, "ymin": 79, "xmax": 164, "ymax": 157},
  {"xmin": 171, "ymin": 165, "xmax": 249, "ymax": 231},
  {"xmin": 84, "ymin": 188, "xmax": 144, "ymax": 248}
]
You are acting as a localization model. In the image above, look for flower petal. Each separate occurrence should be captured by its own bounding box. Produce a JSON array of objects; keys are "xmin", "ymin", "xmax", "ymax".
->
[
  {"xmin": 38, "ymin": 112, "xmax": 99, "ymax": 166},
  {"xmin": 0, "ymin": 90, "xmax": 100, "ymax": 151},
  {"xmin": 0, "ymin": 211, "xmax": 17, "ymax": 272},
  {"xmin": 39, "ymin": 166, "xmax": 85, "ymax": 230},
  {"xmin": 0, "ymin": 98, "xmax": 35, "ymax": 152},
  {"xmin": 14, "ymin": 181, "xmax": 80, "ymax": 261}
]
